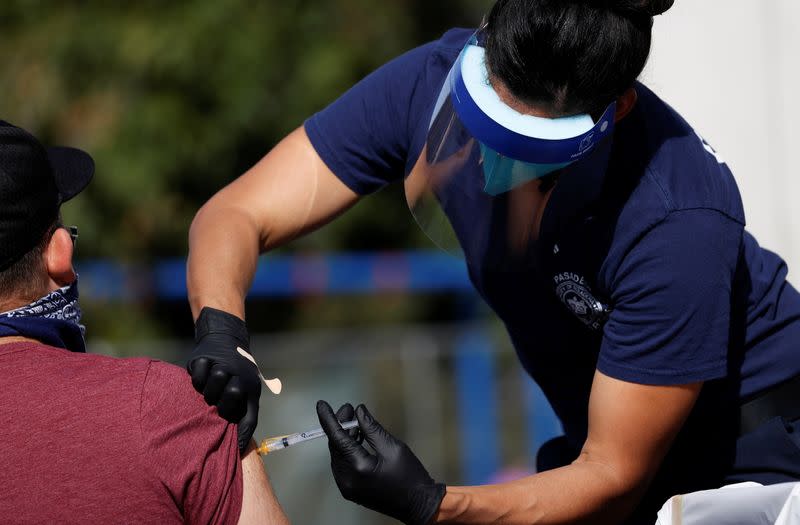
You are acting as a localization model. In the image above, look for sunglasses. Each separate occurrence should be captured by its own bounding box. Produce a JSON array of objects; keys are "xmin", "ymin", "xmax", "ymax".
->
[
  {"xmin": 50, "ymin": 223, "xmax": 79, "ymax": 246},
  {"xmin": 63, "ymin": 225, "xmax": 79, "ymax": 245}
]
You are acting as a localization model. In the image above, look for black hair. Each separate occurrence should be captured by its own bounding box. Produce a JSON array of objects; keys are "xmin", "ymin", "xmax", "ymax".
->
[
  {"xmin": 484, "ymin": 0, "xmax": 674, "ymax": 115},
  {"xmin": 0, "ymin": 221, "xmax": 56, "ymax": 308}
]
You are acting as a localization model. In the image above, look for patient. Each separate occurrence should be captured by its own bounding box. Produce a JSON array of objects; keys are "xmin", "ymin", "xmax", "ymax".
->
[{"xmin": 0, "ymin": 120, "xmax": 289, "ymax": 524}]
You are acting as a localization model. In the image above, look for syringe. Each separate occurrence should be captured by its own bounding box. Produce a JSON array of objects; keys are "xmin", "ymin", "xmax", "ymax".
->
[{"xmin": 256, "ymin": 419, "xmax": 359, "ymax": 456}]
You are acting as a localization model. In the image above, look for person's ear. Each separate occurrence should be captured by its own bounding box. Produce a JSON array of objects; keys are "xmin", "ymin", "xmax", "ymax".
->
[
  {"xmin": 44, "ymin": 227, "xmax": 76, "ymax": 287},
  {"xmin": 614, "ymin": 87, "xmax": 638, "ymax": 122}
]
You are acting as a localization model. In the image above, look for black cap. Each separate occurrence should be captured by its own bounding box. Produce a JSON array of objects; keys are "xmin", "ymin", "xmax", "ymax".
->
[{"xmin": 0, "ymin": 120, "xmax": 94, "ymax": 271}]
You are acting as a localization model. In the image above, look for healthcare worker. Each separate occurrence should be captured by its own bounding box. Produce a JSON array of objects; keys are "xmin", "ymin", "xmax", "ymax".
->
[{"xmin": 185, "ymin": 0, "xmax": 800, "ymax": 523}]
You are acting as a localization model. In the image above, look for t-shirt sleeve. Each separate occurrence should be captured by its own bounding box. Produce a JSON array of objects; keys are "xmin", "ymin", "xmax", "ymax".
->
[
  {"xmin": 304, "ymin": 40, "xmax": 442, "ymax": 195},
  {"xmin": 598, "ymin": 209, "xmax": 743, "ymax": 385},
  {"xmin": 139, "ymin": 361, "xmax": 243, "ymax": 525}
]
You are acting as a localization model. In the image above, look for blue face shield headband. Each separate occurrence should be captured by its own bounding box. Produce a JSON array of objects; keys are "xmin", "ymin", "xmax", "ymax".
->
[
  {"xmin": 405, "ymin": 28, "xmax": 618, "ymax": 260},
  {"xmin": 449, "ymin": 34, "xmax": 617, "ymax": 196}
]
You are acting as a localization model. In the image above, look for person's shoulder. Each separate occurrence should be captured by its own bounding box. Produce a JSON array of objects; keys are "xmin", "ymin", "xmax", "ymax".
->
[
  {"xmin": 139, "ymin": 359, "xmax": 235, "ymax": 444},
  {"xmin": 434, "ymin": 28, "xmax": 474, "ymax": 52},
  {"xmin": 387, "ymin": 27, "xmax": 471, "ymax": 79},
  {"xmin": 143, "ymin": 358, "xmax": 191, "ymax": 382},
  {"xmin": 613, "ymin": 83, "xmax": 746, "ymax": 227},
  {"xmin": 384, "ymin": 27, "xmax": 472, "ymax": 81},
  {"xmin": 72, "ymin": 352, "xmax": 188, "ymax": 407},
  {"xmin": 423, "ymin": 27, "xmax": 473, "ymax": 69},
  {"xmin": 141, "ymin": 359, "xmax": 210, "ymax": 412},
  {"xmin": 7, "ymin": 345, "xmax": 163, "ymax": 429},
  {"xmin": 28, "ymin": 342, "xmax": 155, "ymax": 381},
  {"xmin": 40, "ymin": 353, "xmax": 204, "ymax": 420}
]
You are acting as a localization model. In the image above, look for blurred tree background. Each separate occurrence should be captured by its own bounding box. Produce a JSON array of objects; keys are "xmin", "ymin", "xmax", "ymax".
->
[{"xmin": 0, "ymin": 0, "xmax": 489, "ymax": 342}]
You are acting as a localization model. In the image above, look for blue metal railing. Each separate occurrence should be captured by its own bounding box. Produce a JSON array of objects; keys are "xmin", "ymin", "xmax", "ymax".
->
[{"xmin": 79, "ymin": 251, "xmax": 473, "ymax": 300}]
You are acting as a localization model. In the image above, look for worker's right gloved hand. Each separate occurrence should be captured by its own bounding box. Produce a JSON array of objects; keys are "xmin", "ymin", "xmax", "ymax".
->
[
  {"xmin": 187, "ymin": 307, "xmax": 263, "ymax": 453},
  {"xmin": 317, "ymin": 401, "xmax": 446, "ymax": 525}
]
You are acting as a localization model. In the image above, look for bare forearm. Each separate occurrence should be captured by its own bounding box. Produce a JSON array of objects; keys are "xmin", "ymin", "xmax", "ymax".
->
[
  {"xmin": 435, "ymin": 461, "xmax": 640, "ymax": 525},
  {"xmin": 436, "ymin": 374, "xmax": 701, "ymax": 524},
  {"xmin": 187, "ymin": 203, "xmax": 261, "ymax": 321},
  {"xmin": 186, "ymin": 128, "xmax": 360, "ymax": 321}
]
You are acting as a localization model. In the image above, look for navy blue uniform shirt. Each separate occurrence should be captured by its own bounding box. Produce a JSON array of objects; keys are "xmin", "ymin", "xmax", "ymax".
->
[{"xmin": 305, "ymin": 28, "xmax": 800, "ymax": 497}]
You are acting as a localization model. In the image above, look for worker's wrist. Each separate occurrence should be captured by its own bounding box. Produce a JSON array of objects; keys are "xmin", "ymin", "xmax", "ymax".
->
[
  {"xmin": 429, "ymin": 488, "xmax": 473, "ymax": 524},
  {"xmin": 194, "ymin": 307, "xmax": 249, "ymax": 347},
  {"xmin": 409, "ymin": 482, "xmax": 446, "ymax": 525},
  {"xmin": 189, "ymin": 292, "xmax": 246, "ymax": 322}
]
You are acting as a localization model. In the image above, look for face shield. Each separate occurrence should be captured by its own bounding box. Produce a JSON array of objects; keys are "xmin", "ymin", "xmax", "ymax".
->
[{"xmin": 405, "ymin": 29, "xmax": 617, "ymax": 264}]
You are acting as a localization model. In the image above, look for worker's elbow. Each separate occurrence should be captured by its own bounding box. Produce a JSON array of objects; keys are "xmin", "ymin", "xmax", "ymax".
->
[
  {"xmin": 192, "ymin": 189, "xmax": 230, "ymax": 228},
  {"xmin": 190, "ymin": 194, "xmax": 255, "ymax": 240},
  {"xmin": 190, "ymin": 198, "xmax": 216, "ymax": 236},
  {"xmin": 572, "ymin": 453, "xmax": 652, "ymax": 519},
  {"xmin": 188, "ymin": 204, "xmax": 215, "ymax": 249}
]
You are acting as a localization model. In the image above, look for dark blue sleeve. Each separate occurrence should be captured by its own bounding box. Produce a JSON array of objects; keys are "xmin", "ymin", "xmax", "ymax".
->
[
  {"xmin": 598, "ymin": 209, "xmax": 743, "ymax": 385},
  {"xmin": 304, "ymin": 41, "xmax": 443, "ymax": 195}
]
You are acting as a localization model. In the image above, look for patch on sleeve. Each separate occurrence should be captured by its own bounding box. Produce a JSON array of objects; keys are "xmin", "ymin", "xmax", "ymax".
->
[{"xmin": 554, "ymin": 272, "xmax": 611, "ymax": 331}]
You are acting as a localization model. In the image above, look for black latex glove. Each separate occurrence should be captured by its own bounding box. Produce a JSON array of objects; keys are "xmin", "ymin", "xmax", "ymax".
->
[
  {"xmin": 187, "ymin": 307, "xmax": 262, "ymax": 453},
  {"xmin": 317, "ymin": 400, "xmax": 446, "ymax": 525}
]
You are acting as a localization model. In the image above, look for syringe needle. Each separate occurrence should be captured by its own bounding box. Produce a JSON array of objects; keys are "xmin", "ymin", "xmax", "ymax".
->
[{"xmin": 257, "ymin": 419, "xmax": 359, "ymax": 456}]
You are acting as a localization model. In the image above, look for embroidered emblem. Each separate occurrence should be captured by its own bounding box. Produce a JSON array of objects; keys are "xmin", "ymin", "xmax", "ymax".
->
[{"xmin": 553, "ymin": 272, "xmax": 610, "ymax": 330}]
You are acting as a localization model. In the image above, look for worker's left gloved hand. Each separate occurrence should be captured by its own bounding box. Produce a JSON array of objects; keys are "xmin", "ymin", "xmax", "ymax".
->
[
  {"xmin": 187, "ymin": 307, "xmax": 264, "ymax": 454},
  {"xmin": 317, "ymin": 400, "xmax": 446, "ymax": 525}
]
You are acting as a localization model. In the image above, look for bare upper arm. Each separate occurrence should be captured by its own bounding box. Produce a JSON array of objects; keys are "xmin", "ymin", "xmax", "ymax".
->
[
  {"xmin": 575, "ymin": 370, "xmax": 703, "ymax": 495},
  {"xmin": 202, "ymin": 126, "xmax": 360, "ymax": 252},
  {"xmin": 237, "ymin": 442, "xmax": 290, "ymax": 525}
]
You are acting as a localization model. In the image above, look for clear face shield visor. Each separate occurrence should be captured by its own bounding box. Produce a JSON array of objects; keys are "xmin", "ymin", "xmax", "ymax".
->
[{"xmin": 404, "ymin": 30, "xmax": 617, "ymax": 261}]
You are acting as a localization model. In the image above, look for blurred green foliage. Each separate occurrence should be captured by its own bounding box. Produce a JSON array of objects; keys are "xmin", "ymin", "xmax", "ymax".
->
[{"xmin": 0, "ymin": 0, "xmax": 488, "ymax": 340}]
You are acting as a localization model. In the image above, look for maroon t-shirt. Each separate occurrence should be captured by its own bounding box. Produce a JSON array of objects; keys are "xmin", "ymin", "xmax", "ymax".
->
[{"xmin": 0, "ymin": 341, "xmax": 243, "ymax": 524}]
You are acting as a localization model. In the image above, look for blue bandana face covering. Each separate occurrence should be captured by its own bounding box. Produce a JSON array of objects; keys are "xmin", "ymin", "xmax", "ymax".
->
[
  {"xmin": 0, "ymin": 279, "xmax": 86, "ymax": 353},
  {"xmin": 405, "ymin": 27, "xmax": 616, "ymax": 259}
]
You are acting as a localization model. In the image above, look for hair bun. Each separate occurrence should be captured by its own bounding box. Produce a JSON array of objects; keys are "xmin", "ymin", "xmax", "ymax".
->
[
  {"xmin": 584, "ymin": 0, "xmax": 674, "ymax": 17},
  {"xmin": 609, "ymin": 0, "xmax": 674, "ymax": 17}
]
